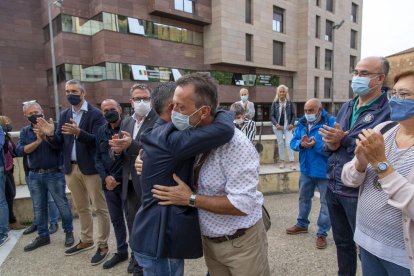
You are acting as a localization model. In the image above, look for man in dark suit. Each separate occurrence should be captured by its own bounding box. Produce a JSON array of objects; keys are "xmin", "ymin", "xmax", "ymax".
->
[
  {"xmin": 109, "ymin": 83, "xmax": 157, "ymax": 275},
  {"xmin": 37, "ymin": 79, "xmax": 110, "ymax": 265},
  {"xmin": 130, "ymin": 81, "xmax": 234, "ymax": 275}
]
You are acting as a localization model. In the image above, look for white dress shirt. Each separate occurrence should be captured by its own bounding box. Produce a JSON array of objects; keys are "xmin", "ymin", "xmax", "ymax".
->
[{"xmin": 197, "ymin": 129, "xmax": 263, "ymax": 237}]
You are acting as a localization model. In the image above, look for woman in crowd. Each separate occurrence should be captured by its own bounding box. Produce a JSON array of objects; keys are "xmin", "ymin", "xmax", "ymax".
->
[
  {"xmin": 270, "ymin": 85, "xmax": 296, "ymax": 169},
  {"xmin": 341, "ymin": 70, "xmax": 414, "ymax": 276},
  {"xmin": 0, "ymin": 116, "xmax": 25, "ymax": 230},
  {"xmin": 237, "ymin": 88, "xmax": 255, "ymax": 120},
  {"xmin": 230, "ymin": 102, "xmax": 256, "ymax": 142}
]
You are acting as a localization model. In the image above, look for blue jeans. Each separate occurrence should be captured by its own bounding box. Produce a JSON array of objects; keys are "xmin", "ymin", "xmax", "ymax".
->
[
  {"xmin": 26, "ymin": 176, "xmax": 59, "ymax": 225},
  {"xmin": 360, "ymin": 246, "xmax": 410, "ymax": 276},
  {"xmin": 0, "ymin": 168, "xmax": 8, "ymax": 238},
  {"xmin": 104, "ymin": 187, "xmax": 128, "ymax": 255},
  {"xmin": 296, "ymin": 174, "xmax": 331, "ymax": 237},
  {"xmin": 326, "ymin": 188, "xmax": 358, "ymax": 276},
  {"xmin": 135, "ymin": 253, "xmax": 184, "ymax": 276},
  {"xmin": 272, "ymin": 126, "xmax": 295, "ymax": 162},
  {"xmin": 28, "ymin": 171, "xmax": 73, "ymax": 237}
]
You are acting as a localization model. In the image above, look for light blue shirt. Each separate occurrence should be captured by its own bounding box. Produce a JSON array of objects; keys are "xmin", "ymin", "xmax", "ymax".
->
[{"xmin": 70, "ymin": 101, "xmax": 88, "ymax": 161}]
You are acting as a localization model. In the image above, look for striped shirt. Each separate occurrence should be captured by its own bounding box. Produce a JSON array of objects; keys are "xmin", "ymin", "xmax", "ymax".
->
[
  {"xmin": 354, "ymin": 126, "xmax": 414, "ymax": 269},
  {"xmin": 236, "ymin": 119, "xmax": 256, "ymax": 142}
]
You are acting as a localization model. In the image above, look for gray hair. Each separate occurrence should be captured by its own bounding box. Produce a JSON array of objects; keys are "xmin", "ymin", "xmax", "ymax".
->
[
  {"xmin": 380, "ymin": 57, "xmax": 390, "ymax": 77},
  {"xmin": 130, "ymin": 83, "xmax": 151, "ymax": 96},
  {"xmin": 23, "ymin": 101, "xmax": 43, "ymax": 114},
  {"xmin": 230, "ymin": 102, "xmax": 245, "ymax": 116},
  {"xmin": 65, "ymin": 79, "xmax": 85, "ymax": 92}
]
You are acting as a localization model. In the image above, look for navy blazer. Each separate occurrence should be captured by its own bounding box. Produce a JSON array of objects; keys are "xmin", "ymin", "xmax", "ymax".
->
[
  {"xmin": 130, "ymin": 111, "xmax": 235, "ymax": 259},
  {"xmin": 119, "ymin": 109, "xmax": 158, "ymax": 201},
  {"xmin": 52, "ymin": 103, "xmax": 106, "ymax": 175}
]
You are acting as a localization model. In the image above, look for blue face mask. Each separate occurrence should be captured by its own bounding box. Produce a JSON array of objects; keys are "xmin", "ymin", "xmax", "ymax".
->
[
  {"xmin": 171, "ymin": 107, "xmax": 203, "ymax": 131},
  {"xmin": 241, "ymin": 95, "xmax": 248, "ymax": 102},
  {"xmin": 351, "ymin": 76, "xmax": 377, "ymax": 96},
  {"xmin": 389, "ymin": 97, "xmax": 414, "ymax": 121},
  {"xmin": 305, "ymin": 113, "xmax": 317, "ymax": 122}
]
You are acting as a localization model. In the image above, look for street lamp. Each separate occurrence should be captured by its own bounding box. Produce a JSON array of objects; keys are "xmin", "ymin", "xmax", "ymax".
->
[
  {"xmin": 330, "ymin": 19, "xmax": 344, "ymax": 115},
  {"xmin": 47, "ymin": 0, "xmax": 63, "ymax": 120}
]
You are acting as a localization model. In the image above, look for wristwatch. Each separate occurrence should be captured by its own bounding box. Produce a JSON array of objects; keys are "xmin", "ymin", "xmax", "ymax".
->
[
  {"xmin": 188, "ymin": 193, "xmax": 197, "ymax": 207},
  {"xmin": 375, "ymin": 161, "xmax": 390, "ymax": 173}
]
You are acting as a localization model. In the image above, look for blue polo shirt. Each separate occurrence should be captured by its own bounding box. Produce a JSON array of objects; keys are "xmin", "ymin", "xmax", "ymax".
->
[{"xmin": 16, "ymin": 124, "xmax": 63, "ymax": 170}]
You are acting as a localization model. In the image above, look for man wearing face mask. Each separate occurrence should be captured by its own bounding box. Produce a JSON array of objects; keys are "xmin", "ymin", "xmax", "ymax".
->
[
  {"xmin": 319, "ymin": 57, "xmax": 391, "ymax": 276},
  {"xmin": 236, "ymin": 88, "xmax": 255, "ymax": 120},
  {"xmin": 287, "ymin": 98, "xmax": 335, "ymax": 249},
  {"xmin": 37, "ymin": 80, "xmax": 110, "ymax": 265},
  {"xmin": 16, "ymin": 101, "xmax": 74, "ymax": 251},
  {"xmin": 109, "ymin": 83, "xmax": 157, "ymax": 275},
  {"xmin": 95, "ymin": 99, "xmax": 129, "ymax": 269}
]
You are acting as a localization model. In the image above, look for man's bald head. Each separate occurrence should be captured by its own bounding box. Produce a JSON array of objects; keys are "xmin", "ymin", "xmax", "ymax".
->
[
  {"xmin": 304, "ymin": 98, "xmax": 322, "ymax": 118},
  {"xmin": 358, "ymin": 56, "xmax": 390, "ymax": 77}
]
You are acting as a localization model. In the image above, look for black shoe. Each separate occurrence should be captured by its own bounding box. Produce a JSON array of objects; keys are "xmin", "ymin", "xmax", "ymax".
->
[
  {"xmin": 24, "ymin": 236, "xmax": 50, "ymax": 252},
  {"xmin": 127, "ymin": 256, "xmax": 136, "ymax": 273},
  {"xmin": 133, "ymin": 265, "xmax": 143, "ymax": 276},
  {"xmin": 64, "ymin": 232, "xmax": 75, "ymax": 247},
  {"xmin": 103, "ymin": 253, "xmax": 128, "ymax": 269},
  {"xmin": 49, "ymin": 223, "xmax": 58, "ymax": 234},
  {"xmin": 91, "ymin": 247, "xmax": 109, "ymax": 266},
  {"xmin": 23, "ymin": 224, "xmax": 37, "ymax": 235},
  {"xmin": 65, "ymin": 241, "xmax": 95, "ymax": 256}
]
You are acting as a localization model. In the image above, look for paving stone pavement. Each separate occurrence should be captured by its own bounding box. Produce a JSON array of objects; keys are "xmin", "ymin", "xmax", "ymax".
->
[{"xmin": 0, "ymin": 193, "xmax": 361, "ymax": 276}]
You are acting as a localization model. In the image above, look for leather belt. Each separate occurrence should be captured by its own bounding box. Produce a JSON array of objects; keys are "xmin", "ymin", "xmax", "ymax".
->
[
  {"xmin": 206, "ymin": 228, "xmax": 248, "ymax": 243},
  {"xmin": 70, "ymin": 161, "xmax": 78, "ymax": 164},
  {"xmin": 30, "ymin": 168, "xmax": 60, "ymax": 174}
]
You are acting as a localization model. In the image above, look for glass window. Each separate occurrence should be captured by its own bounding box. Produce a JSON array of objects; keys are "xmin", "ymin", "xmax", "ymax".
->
[
  {"xmin": 325, "ymin": 49, "xmax": 332, "ymax": 70},
  {"xmin": 349, "ymin": 80, "xmax": 354, "ymax": 98},
  {"xmin": 246, "ymin": 0, "xmax": 252, "ymax": 24},
  {"xmin": 316, "ymin": 0, "xmax": 320, "ymax": 7},
  {"xmin": 326, "ymin": 0, "xmax": 334, "ymax": 12},
  {"xmin": 273, "ymin": 7, "xmax": 284, "ymax": 33},
  {"xmin": 349, "ymin": 55, "xmax": 356, "ymax": 73},
  {"xmin": 315, "ymin": 16, "xmax": 320, "ymax": 38},
  {"xmin": 324, "ymin": 78, "xmax": 332, "ymax": 98},
  {"xmin": 117, "ymin": 15, "xmax": 129, "ymax": 33},
  {"xmin": 65, "ymin": 64, "xmax": 81, "ymax": 81},
  {"xmin": 246, "ymin": 34, "xmax": 253, "ymax": 62},
  {"xmin": 211, "ymin": 71, "xmax": 233, "ymax": 85},
  {"xmin": 314, "ymin": 77, "xmax": 319, "ymax": 98},
  {"xmin": 242, "ymin": 74, "xmax": 257, "ymax": 86},
  {"xmin": 315, "ymin": 46, "xmax": 320, "ymax": 68},
  {"xmin": 193, "ymin": 31, "xmax": 203, "ymax": 45},
  {"xmin": 82, "ymin": 64, "xmax": 106, "ymax": 82},
  {"xmin": 106, "ymin": 62, "xmax": 122, "ymax": 80},
  {"xmin": 159, "ymin": 67, "xmax": 172, "ymax": 82},
  {"xmin": 169, "ymin": 26, "xmax": 183, "ymax": 42},
  {"xmin": 144, "ymin": 21, "xmax": 156, "ymax": 38},
  {"xmin": 122, "ymin": 64, "xmax": 132, "ymax": 80},
  {"xmin": 351, "ymin": 3, "xmax": 358, "ymax": 23},
  {"xmin": 273, "ymin": 41, "xmax": 284, "ymax": 66},
  {"xmin": 103, "ymin": 12, "xmax": 117, "ymax": 31},
  {"xmin": 156, "ymin": 23, "xmax": 170, "ymax": 40},
  {"xmin": 351, "ymin": 30, "xmax": 357, "ymax": 49},
  {"xmin": 174, "ymin": 0, "xmax": 194, "ymax": 14},
  {"xmin": 325, "ymin": 20, "xmax": 333, "ymax": 41},
  {"xmin": 256, "ymin": 75, "xmax": 279, "ymax": 87}
]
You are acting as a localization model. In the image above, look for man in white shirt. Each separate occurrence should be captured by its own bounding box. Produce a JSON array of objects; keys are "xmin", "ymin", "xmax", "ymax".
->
[{"xmin": 152, "ymin": 73, "xmax": 270, "ymax": 276}]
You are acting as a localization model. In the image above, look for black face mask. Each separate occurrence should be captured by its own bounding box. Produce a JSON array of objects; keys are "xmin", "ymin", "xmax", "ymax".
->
[
  {"xmin": 104, "ymin": 110, "xmax": 120, "ymax": 124},
  {"xmin": 5, "ymin": 124, "xmax": 12, "ymax": 132},
  {"xmin": 28, "ymin": 114, "xmax": 43, "ymax": 124},
  {"xmin": 67, "ymin": 94, "xmax": 82, "ymax": 106}
]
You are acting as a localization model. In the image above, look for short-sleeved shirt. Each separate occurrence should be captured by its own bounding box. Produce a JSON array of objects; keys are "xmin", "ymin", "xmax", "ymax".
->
[{"xmin": 197, "ymin": 129, "xmax": 263, "ymax": 237}]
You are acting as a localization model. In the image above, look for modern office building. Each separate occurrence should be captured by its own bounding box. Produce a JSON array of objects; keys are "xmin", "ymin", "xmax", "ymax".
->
[{"xmin": 0, "ymin": 0, "xmax": 362, "ymax": 127}]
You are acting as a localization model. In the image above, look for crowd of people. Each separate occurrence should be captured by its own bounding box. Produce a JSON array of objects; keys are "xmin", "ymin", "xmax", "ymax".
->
[{"xmin": 0, "ymin": 55, "xmax": 412, "ymax": 276}]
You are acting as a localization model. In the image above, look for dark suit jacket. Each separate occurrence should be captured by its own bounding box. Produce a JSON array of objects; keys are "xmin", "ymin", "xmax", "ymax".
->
[
  {"xmin": 51, "ymin": 103, "xmax": 106, "ymax": 175},
  {"xmin": 130, "ymin": 111, "xmax": 235, "ymax": 259},
  {"xmin": 120, "ymin": 109, "xmax": 158, "ymax": 201}
]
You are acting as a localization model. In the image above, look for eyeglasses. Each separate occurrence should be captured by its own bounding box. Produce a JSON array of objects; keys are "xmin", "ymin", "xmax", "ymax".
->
[
  {"xmin": 22, "ymin": 100, "xmax": 37, "ymax": 106},
  {"xmin": 387, "ymin": 89, "xmax": 414, "ymax": 101},
  {"xmin": 132, "ymin": 97, "xmax": 151, "ymax": 103},
  {"xmin": 352, "ymin": 70, "xmax": 383, "ymax": 77}
]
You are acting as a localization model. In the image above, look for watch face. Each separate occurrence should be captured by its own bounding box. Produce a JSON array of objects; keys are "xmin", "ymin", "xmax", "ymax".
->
[{"xmin": 378, "ymin": 162, "xmax": 388, "ymax": 171}]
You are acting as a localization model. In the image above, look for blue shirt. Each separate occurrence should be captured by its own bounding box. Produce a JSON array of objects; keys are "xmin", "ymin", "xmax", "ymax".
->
[
  {"xmin": 0, "ymin": 127, "xmax": 4, "ymax": 167},
  {"xmin": 16, "ymin": 124, "xmax": 63, "ymax": 170},
  {"xmin": 71, "ymin": 101, "xmax": 88, "ymax": 161}
]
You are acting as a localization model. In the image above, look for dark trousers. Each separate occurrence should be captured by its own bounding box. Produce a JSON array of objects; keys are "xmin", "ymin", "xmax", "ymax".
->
[
  {"xmin": 5, "ymin": 171, "xmax": 17, "ymax": 224},
  {"xmin": 326, "ymin": 188, "xmax": 358, "ymax": 276},
  {"xmin": 104, "ymin": 186, "xmax": 128, "ymax": 255},
  {"xmin": 125, "ymin": 181, "xmax": 140, "ymax": 235}
]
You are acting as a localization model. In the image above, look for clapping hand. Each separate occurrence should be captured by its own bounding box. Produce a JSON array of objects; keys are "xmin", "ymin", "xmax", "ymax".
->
[
  {"xmin": 61, "ymin": 119, "xmax": 80, "ymax": 136},
  {"xmin": 300, "ymin": 135, "xmax": 316, "ymax": 148},
  {"xmin": 36, "ymin": 117, "xmax": 55, "ymax": 136}
]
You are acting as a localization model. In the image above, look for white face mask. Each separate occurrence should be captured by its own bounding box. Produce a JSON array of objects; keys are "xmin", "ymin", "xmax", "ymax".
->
[
  {"xmin": 134, "ymin": 101, "xmax": 151, "ymax": 117},
  {"xmin": 234, "ymin": 118, "xmax": 244, "ymax": 125}
]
